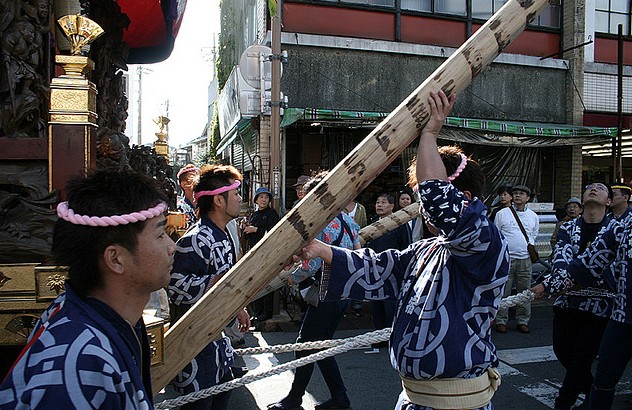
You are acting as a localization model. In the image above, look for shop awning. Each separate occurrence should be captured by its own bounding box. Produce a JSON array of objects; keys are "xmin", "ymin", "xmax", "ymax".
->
[
  {"xmin": 216, "ymin": 119, "xmax": 256, "ymax": 154},
  {"xmin": 281, "ymin": 108, "xmax": 617, "ymax": 147},
  {"xmin": 118, "ymin": 0, "xmax": 186, "ymax": 64}
]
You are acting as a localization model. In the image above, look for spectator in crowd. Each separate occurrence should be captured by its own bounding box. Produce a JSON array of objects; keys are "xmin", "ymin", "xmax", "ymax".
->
[
  {"xmin": 366, "ymin": 193, "xmax": 410, "ymax": 347},
  {"xmin": 268, "ymin": 171, "xmax": 361, "ymax": 410},
  {"xmin": 494, "ymin": 184, "xmax": 539, "ymax": 334},
  {"xmin": 609, "ymin": 183, "xmax": 632, "ymax": 224},
  {"xmin": 343, "ymin": 198, "xmax": 367, "ymax": 317},
  {"xmin": 292, "ymin": 175, "xmax": 310, "ymax": 208},
  {"xmin": 489, "ymin": 183, "xmax": 513, "ymax": 222},
  {"xmin": 550, "ymin": 197, "xmax": 582, "ymax": 249},
  {"xmin": 242, "ymin": 187, "xmax": 280, "ymax": 323}
]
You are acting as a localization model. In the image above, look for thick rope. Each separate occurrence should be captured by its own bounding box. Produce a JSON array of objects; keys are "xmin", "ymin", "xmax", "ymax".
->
[
  {"xmin": 154, "ymin": 328, "xmax": 390, "ymax": 409},
  {"xmin": 155, "ymin": 292, "xmax": 534, "ymax": 409},
  {"xmin": 499, "ymin": 290, "xmax": 534, "ymax": 310}
]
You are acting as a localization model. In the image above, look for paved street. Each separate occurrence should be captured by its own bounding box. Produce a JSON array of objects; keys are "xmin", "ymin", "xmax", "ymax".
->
[{"xmin": 156, "ymin": 300, "xmax": 632, "ymax": 409}]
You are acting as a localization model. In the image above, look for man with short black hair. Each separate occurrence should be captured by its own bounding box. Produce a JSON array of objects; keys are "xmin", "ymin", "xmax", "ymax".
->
[
  {"xmin": 0, "ymin": 170, "xmax": 176, "ymax": 408},
  {"xmin": 494, "ymin": 184, "xmax": 539, "ymax": 334},
  {"xmin": 169, "ymin": 164, "xmax": 251, "ymax": 410},
  {"xmin": 543, "ymin": 182, "xmax": 617, "ymax": 410}
]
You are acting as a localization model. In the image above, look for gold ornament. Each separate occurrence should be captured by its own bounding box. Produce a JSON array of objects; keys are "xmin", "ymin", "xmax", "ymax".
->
[{"xmin": 57, "ymin": 14, "xmax": 104, "ymax": 56}]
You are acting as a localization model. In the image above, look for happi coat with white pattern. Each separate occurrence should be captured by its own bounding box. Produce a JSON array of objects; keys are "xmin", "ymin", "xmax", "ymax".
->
[
  {"xmin": 322, "ymin": 180, "xmax": 509, "ymax": 410},
  {"xmin": 168, "ymin": 215, "xmax": 236, "ymax": 394},
  {"xmin": 0, "ymin": 284, "xmax": 154, "ymax": 409}
]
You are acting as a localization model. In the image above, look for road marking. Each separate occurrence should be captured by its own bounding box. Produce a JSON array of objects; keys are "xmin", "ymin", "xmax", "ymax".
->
[
  {"xmin": 242, "ymin": 332, "xmax": 319, "ymax": 408},
  {"xmin": 497, "ymin": 345, "xmax": 557, "ymax": 365},
  {"xmin": 497, "ymin": 345, "xmax": 632, "ymax": 408}
]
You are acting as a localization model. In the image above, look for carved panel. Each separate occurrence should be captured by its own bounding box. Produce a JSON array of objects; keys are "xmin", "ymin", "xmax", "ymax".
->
[{"xmin": 0, "ymin": 0, "xmax": 51, "ymax": 139}]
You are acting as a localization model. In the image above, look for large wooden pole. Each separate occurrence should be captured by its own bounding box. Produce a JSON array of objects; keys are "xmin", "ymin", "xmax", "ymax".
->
[
  {"xmin": 254, "ymin": 202, "xmax": 421, "ymax": 299},
  {"xmin": 152, "ymin": 0, "xmax": 548, "ymax": 393},
  {"xmin": 358, "ymin": 202, "xmax": 420, "ymax": 246}
]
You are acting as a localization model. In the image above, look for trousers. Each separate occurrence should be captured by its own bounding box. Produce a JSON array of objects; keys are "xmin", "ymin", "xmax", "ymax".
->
[
  {"xmin": 286, "ymin": 299, "xmax": 350, "ymax": 403},
  {"xmin": 552, "ymin": 307, "xmax": 607, "ymax": 409}
]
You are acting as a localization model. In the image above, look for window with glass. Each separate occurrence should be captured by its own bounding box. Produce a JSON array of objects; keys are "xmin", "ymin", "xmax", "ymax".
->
[
  {"xmin": 399, "ymin": 0, "xmax": 559, "ymax": 27},
  {"xmin": 596, "ymin": 0, "xmax": 631, "ymax": 35},
  {"xmin": 313, "ymin": 0, "xmax": 559, "ymax": 28},
  {"xmin": 529, "ymin": 0, "xmax": 561, "ymax": 28}
]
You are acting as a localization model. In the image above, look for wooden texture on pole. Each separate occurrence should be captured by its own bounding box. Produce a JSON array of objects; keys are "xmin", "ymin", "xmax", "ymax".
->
[
  {"xmin": 358, "ymin": 202, "xmax": 420, "ymax": 246},
  {"xmin": 152, "ymin": 0, "xmax": 548, "ymax": 393},
  {"xmin": 254, "ymin": 202, "xmax": 421, "ymax": 299}
]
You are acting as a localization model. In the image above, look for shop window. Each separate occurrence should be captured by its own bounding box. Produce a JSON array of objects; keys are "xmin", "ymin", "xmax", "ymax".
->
[{"xmin": 596, "ymin": 0, "xmax": 631, "ymax": 35}]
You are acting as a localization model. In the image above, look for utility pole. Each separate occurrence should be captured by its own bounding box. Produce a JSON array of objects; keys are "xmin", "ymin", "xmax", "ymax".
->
[
  {"xmin": 270, "ymin": 13, "xmax": 282, "ymax": 214},
  {"xmin": 616, "ymin": 24, "xmax": 624, "ymax": 182},
  {"xmin": 136, "ymin": 66, "xmax": 152, "ymax": 145}
]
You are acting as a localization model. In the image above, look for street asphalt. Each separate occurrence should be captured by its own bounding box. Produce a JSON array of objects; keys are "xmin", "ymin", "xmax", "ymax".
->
[{"xmin": 155, "ymin": 298, "xmax": 632, "ymax": 409}]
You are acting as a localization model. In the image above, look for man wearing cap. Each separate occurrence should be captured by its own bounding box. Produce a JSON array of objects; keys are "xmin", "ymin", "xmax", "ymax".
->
[
  {"xmin": 538, "ymin": 183, "xmax": 617, "ymax": 409},
  {"xmin": 169, "ymin": 164, "xmax": 251, "ymax": 410},
  {"xmin": 494, "ymin": 184, "xmax": 539, "ymax": 334},
  {"xmin": 292, "ymin": 175, "xmax": 310, "ymax": 208},
  {"xmin": 243, "ymin": 187, "xmax": 280, "ymax": 251},
  {"xmin": 610, "ymin": 183, "xmax": 632, "ymax": 227},
  {"xmin": 550, "ymin": 197, "xmax": 582, "ymax": 249}
]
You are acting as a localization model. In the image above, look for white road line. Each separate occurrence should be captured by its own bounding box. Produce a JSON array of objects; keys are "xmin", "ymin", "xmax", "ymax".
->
[
  {"xmin": 497, "ymin": 345, "xmax": 632, "ymax": 408},
  {"xmin": 242, "ymin": 332, "xmax": 319, "ymax": 408},
  {"xmin": 497, "ymin": 346, "xmax": 557, "ymax": 365}
]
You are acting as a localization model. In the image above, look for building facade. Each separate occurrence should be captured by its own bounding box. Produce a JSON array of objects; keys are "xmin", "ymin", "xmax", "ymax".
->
[{"xmin": 216, "ymin": 0, "xmax": 631, "ymax": 213}]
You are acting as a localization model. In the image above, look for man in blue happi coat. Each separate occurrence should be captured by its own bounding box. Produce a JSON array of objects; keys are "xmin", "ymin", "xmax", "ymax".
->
[
  {"xmin": 292, "ymin": 91, "xmax": 509, "ymax": 410},
  {"xmin": 0, "ymin": 170, "xmax": 177, "ymax": 409},
  {"xmin": 168, "ymin": 164, "xmax": 251, "ymax": 410}
]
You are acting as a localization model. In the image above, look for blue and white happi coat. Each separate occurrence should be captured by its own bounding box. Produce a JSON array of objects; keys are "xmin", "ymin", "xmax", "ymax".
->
[
  {"xmin": 176, "ymin": 196, "xmax": 198, "ymax": 230},
  {"xmin": 323, "ymin": 180, "xmax": 509, "ymax": 410},
  {"xmin": 168, "ymin": 216, "xmax": 236, "ymax": 394},
  {"xmin": 0, "ymin": 284, "xmax": 154, "ymax": 409},
  {"xmin": 544, "ymin": 216, "xmax": 617, "ymax": 317},
  {"xmin": 544, "ymin": 218, "xmax": 632, "ymax": 326}
]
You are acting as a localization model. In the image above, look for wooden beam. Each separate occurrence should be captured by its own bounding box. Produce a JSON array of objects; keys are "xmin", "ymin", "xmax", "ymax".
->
[
  {"xmin": 254, "ymin": 202, "xmax": 421, "ymax": 299},
  {"xmin": 152, "ymin": 0, "xmax": 548, "ymax": 393},
  {"xmin": 358, "ymin": 202, "xmax": 420, "ymax": 246}
]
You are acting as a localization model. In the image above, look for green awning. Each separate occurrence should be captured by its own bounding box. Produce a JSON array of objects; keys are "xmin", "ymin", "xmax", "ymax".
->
[
  {"xmin": 281, "ymin": 108, "xmax": 617, "ymax": 147},
  {"xmin": 216, "ymin": 119, "xmax": 256, "ymax": 154}
]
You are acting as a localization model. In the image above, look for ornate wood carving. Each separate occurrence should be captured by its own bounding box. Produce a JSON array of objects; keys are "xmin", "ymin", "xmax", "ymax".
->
[{"xmin": 0, "ymin": 0, "xmax": 51, "ymax": 139}]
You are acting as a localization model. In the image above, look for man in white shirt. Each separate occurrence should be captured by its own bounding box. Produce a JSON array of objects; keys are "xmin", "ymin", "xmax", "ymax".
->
[{"xmin": 494, "ymin": 184, "xmax": 539, "ymax": 334}]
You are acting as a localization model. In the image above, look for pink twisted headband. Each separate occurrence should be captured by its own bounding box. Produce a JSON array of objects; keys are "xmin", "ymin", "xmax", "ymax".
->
[
  {"xmin": 194, "ymin": 180, "xmax": 241, "ymax": 202},
  {"xmin": 177, "ymin": 165, "xmax": 199, "ymax": 179},
  {"xmin": 57, "ymin": 201, "xmax": 168, "ymax": 227},
  {"xmin": 447, "ymin": 153, "xmax": 468, "ymax": 182}
]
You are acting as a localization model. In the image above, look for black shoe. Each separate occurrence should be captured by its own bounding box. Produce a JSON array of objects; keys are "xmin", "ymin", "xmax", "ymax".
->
[
  {"xmin": 314, "ymin": 397, "xmax": 351, "ymax": 409},
  {"xmin": 231, "ymin": 366, "xmax": 248, "ymax": 378}
]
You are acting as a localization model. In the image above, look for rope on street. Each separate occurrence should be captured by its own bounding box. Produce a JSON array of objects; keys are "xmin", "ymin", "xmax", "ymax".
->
[
  {"xmin": 155, "ymin": 292, "xmax": 534, "ymax": 409},
  {"xmin": 154, "ymin": 328, "xmax": 391, "ymax": 409}
]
